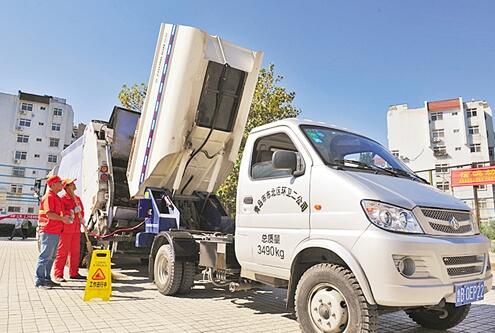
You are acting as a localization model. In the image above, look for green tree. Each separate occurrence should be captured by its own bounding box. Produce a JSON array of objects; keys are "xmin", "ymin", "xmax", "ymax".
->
[
  {"xmin": 217, "ymin": 63, "xmax": 300, "ymax": 216},
  {"xmin": 118, "ymin": 64, "xmax": 300, "ymax": 217},
  {"xmin": 118, "ymin": 83, "xmax": 147, "ymax": 111}
]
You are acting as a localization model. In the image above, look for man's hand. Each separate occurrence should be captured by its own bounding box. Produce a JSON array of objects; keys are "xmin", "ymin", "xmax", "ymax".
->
[{"xmin": 61, "ymin": 216, "xmax": 72, "ymax": 224}]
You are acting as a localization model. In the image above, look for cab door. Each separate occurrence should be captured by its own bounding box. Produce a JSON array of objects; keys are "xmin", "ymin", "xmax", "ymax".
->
[{"xmin": 235, "ymin": 126, "xmax": 311, "ymax": 271}]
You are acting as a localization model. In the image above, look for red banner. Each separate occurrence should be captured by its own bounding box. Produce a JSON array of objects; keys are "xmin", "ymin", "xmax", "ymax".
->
[
  {"xmin": 0, "ymin": 213, "xmax": 38, "ymax": 221},
  {"xmin": 451, "ymin": 166, "xmax": 495, "ymax": 187}
]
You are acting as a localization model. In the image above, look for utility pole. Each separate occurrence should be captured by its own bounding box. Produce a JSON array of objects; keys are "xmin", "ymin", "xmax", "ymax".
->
[{"xmin": 473, "ymin": 185, "xmax": 481, "ymax": 226}]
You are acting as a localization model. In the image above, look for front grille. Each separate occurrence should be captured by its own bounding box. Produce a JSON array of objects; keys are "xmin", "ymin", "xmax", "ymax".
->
[
  {"xmin": 443, "ymin": 255, "xmax": 480, "ymax": 266},
  {"xmin": 430, "ymin": 222, "xmax": 472, "ymax": 234},
  {"xmin": 421, "ymin": 208, "xmax": 472, "ymax": 235},
  {"xmin": 447, "ymin": 266, "xmax": 483, "ymax": 276},
  {"xmin": 421, "ymin": 209, "xmax": 470, "ymax": 222},
  {"xmin": 443, "ymin": 255, "xmax": 485, "ymax": 277}
]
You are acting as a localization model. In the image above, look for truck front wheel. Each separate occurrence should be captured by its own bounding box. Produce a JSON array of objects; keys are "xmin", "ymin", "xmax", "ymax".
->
[
  {"xmin": 154, "ymin": 244, "xmax": 183, "ymax": 295},
  {"xmin": 295, "ymin": 263, "xmax": 378, "ymax": 333},
  {"xmin": 405, "ymin": 303, "xmax": 470, "ymax": 330}
]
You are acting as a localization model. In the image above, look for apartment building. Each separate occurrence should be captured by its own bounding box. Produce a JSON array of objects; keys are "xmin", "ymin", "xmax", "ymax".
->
[
  {"xmin": 0, "ymin": 91, "xmax": 74, "ymax": 225},
  {"xmin": 387, "ymin": 97, "xmax": 495, "ymax": 220}
]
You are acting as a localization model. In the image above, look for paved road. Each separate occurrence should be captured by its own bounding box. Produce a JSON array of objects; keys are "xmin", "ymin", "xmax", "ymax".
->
[{"xmin": 0, "ymin": 238, "xmax": 494, "ymax": 333}]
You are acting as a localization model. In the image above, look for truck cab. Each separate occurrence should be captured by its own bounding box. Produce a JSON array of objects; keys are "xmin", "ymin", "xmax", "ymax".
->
[{"xmin": 232, "ymin": 118, "xmax": 492, "ymax": 332}]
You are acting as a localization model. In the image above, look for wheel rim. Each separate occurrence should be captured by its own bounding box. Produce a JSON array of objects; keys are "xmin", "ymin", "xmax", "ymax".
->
[
  {"xmin": 307, "ymin": 283, "xmax": 349, "ymax": 333},
  {"xmin": 156, "ymin": 254, "xmax": 170, "ymax": 285}
]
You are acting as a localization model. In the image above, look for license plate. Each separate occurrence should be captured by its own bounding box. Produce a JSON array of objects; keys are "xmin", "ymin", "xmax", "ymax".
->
[{"xmin": 455, "ymin": 280, "xmax": 484, "ymax": 306}]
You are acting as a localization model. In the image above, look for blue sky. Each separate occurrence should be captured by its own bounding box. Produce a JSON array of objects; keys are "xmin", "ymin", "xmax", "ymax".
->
[{"xmin": 1, "ymin": 0, "xmax": 494, "ymax": 145}]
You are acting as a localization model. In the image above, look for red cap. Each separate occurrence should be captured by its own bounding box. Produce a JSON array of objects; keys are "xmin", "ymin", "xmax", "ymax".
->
[
  {"xmin": 46, "ymin": 175, "xmax": 62, "ymax": 187},
  {"xmin": 62, "ymin": 178, "xmax": 77, "ymax": 188}
]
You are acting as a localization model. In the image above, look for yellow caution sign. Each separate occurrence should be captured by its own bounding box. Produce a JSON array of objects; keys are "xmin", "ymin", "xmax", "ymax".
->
[{"xmin": 83, "ymin": 250, "xmax": 112, "ymax": 301}]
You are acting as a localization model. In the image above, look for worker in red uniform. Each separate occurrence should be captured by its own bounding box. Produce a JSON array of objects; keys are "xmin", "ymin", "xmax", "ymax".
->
[
  {"xmin": 54, "ymin": 178, "xmax": 86, "ymax": 281},
  {"xmin": 35, "ymin": 175, "xmax": 71, "ymax": 289}
]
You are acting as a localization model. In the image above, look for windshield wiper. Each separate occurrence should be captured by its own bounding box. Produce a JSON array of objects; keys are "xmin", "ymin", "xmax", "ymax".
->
[
  {"xmin": 384, "ymin": 167, "xmax": 430, "ymax": 184},
  {"xmin": 332, "ymin": 159, "xmax": 397, "ymax": 176}
]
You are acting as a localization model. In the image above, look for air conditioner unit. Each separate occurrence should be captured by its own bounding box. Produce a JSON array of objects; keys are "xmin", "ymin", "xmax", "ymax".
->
[
  {"xmin": 15, "ymin": 126, "xmax": 23, "ymax": 131},
  {"xmin": 13, "ymin": 159, "xmax": 21, "ymax": 164},
  {"xmin": 432, "ymin": 137, "xmax": 443, "ymax": 143},
  {"xmin": 19, "ymin": 110, "xmax": 27, "ymax": 115}
]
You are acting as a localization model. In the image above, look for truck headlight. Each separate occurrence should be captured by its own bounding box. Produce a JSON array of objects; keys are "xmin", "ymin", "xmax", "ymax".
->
[{"xmin": 361, "ymin": 200, "xmax": 423, "ymax": 234}]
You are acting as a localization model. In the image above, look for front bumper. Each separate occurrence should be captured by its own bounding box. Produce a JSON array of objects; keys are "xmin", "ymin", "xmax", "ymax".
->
[{"xmin": 352, "ymin": 226, "xmax": 493, "ymax": 307}]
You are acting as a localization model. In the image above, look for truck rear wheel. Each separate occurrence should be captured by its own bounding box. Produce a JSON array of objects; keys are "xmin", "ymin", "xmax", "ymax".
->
[
  {"xmin": 405, "ymin": 303, "xmax": 470, "ymax": 330},
  {"xmin": 295, "ymin": 263, "xmax": 378, "ymax": 333},
  {"xmin": 154, "ymin": 244, "xmax": 183, "ymax": 295},
  {"xmin": 178, "ymin": 262, "xmax": 196, "ymax": 294}
]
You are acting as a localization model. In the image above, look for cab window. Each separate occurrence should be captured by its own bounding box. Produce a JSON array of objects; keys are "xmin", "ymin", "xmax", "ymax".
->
[{"xmin": 250, "ymin": 132, "xmax": 298, "ymax": 180}]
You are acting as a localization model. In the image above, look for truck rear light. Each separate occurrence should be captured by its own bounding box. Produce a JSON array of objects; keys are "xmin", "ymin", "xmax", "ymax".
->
[
  {"xmin": 100, "ymin": 173, "xmax": 109, "ymax": 181},
  {"xmin": 100, "ymin": 165, "xmax": 109, "ymax": 173}
]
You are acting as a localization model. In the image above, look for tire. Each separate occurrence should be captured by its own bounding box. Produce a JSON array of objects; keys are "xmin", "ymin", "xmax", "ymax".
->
[
  {"xmin": 178, "ymin": 262, "xmax": 196, "ymax": 294},
  {"xmin": 154, "ymin": 244, "xmax": 183, "ymax": 295},
  {"xmin": 295, "ymin": 263, "xmax": 378, "ymax": 333},
  {"xmin": 405, "ymin": 303, "xmax": 470, "ymax": 330}
]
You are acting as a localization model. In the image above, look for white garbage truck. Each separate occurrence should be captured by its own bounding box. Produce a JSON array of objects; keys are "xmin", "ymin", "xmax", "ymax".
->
[{"xmin": 52, "ymin": 23, "xmax": 492, "ymax": 332}]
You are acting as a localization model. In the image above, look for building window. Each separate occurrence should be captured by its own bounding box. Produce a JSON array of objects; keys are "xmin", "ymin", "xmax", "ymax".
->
[
  {"xmin": 467, "ymin": 109, "xmax": 477, "ymax": 118},
  {"xmin": 431, "ymin": 112, "xmax": 443, "ymax": 121},
  {"xmin": 470, "ymin": 144, "xmax": 481, "ymax": 153},
  {"xmin": 7, "ymin": 206, "xmax": 21, "ymax": 213},
  {"xmin": 433, "ymin": 146, "xmax": 447, "ymax": 156},
  {"xmin": 21, "ymin": 103, "xmax": 33, "ymax": 111},
  {"xmin": 52, "ymin": 123, "xmax": 61, "ymax": 131},
  {"xmin": 36, "ymin": 138, "xmax": 42, "ymax": 142},
  {"xmin": 63, "ymin": 144, "xmax": 69, "ymax": 149},
  {"xmin": 455, "ymin": 147, "xmax": 461, "ymax": 151},
  {"xmin": 32, "ymin": 170, "xmax": 37, "ymax": 175},
  {"xmin": 478, "ymin": 199, "xmax": 487, "ymax": 209},
  {"xmin": 12, "ymin": 167, "xmax": 25, "ymax": 177},
  {"xmin": 16, "ymin": 134, "xmax": 29, "ymax": 143},
  {"xmin": 15, "ymin": 151, "xmax": 27, "ymax": 160},
  {"xmin": 436, "ymin": 181, "xmax": 450, "ymax": 191},
  {"xmin": 34, "ymin": 154, "xmax": 40, "ymax": 158},
  {"xmin": 40, "ymin": 106, "xmax": 46, "ymax": 110},
  {"xmin": 48, "ymin": 154, "xmax": 57, "ymax": 163},
  {"xmin": 391, "ymin": 150, "xmax": 399, "ymax": 158},
  {"xmin": 432, "ymin": 129, "xmax": 445, "ymax": 140},
  {"xmin": 10, "ymin": 184, "xmax": 23, "ymax": 194},
  {"xmin": 453, "ymin": 129, "xmax": 460, "ymax": 133},
  {"xmin": 39, "ymin": 122, "xmax": 44, "ymax": 126},
  {"xmin": 468, "ymin": 126, "xmax": 480, "ymax": 134},
  {"xmin": 471, "ymin": 163, "xmax": 484, "ymax": 168},
  {"xmin": 435, "ymin": 163, "xmax": 449, "ymax": 174},
  {"xmin": 49, "ymin": 138, "xmax": 60, "ymax": 147},
  {"xmin": 452, "ymin": 112, "xmax": 458, "ymax": 115},
  {"xmin": 27, "ymin": 207, "xmax": 35, "ymax": 213},
  {"xmin": 477, "ymin": 184, "xmax": 487, "ymax": 191},
  {"xmin": 53, "ymin": 108, "xmax": 63, "ymax": 116},
  {"xmin": 19, "ymin": 118, "xmax": 31, "ymax": 127}
]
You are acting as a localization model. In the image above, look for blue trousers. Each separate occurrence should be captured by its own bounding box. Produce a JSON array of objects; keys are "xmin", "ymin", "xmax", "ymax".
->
[{"xmin": 35, "ymin": 232, "xmax": 60, "ymax": 286}]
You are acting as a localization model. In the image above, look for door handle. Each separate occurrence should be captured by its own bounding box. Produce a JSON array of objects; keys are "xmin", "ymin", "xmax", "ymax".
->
[{"xmin": 243, "ymin": 196, "xmax": 253, "ymax": 204}]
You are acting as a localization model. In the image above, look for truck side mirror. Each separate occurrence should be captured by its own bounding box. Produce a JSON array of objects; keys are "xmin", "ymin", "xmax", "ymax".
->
[{"xmin": 272, "ymin": 150, "xmax": 305, "ymax": 177}]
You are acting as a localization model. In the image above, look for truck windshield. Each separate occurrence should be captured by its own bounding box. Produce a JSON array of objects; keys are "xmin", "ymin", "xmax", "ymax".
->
[{"xmin": 301, "ymin": 125, "xmax": 425, "ymax": 182}]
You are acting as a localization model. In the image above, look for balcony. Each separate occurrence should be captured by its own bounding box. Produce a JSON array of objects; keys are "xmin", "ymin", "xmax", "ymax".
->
[{"xmin": 433, "ymin": 150, "xmax": 448, "ymax": 157}]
